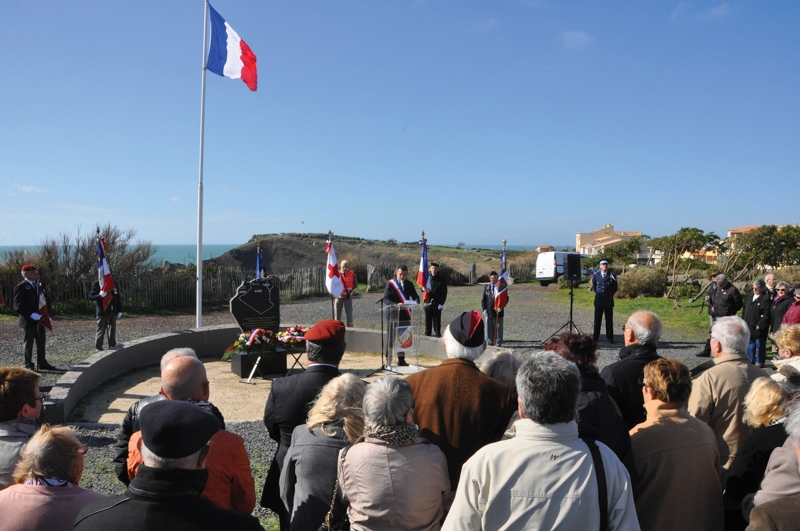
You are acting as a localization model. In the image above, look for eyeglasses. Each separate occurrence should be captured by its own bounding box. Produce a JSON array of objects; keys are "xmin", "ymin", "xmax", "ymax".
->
[
  {"xmin": 34, "ymin": 394, "xmax": 46, "ymax": 403},
  {"xmin": 637, "ymin": 378, "xmax": 649, "ymax": 388},
  {"xmin": 777, "ymin": 289, "xmax": 787, "ymax": 292}
]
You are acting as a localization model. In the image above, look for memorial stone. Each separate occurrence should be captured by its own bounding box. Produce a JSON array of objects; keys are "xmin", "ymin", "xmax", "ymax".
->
[{"xmin": 230, "ymin": 276, "xmax": 280, "ymax": 332}]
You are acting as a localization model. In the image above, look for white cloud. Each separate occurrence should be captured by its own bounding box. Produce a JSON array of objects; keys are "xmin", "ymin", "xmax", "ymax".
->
[
  {"xmin": 670, "ymin": 2, "xmax": 734, "ymax": 22},
  {"xmin": 560, "ymin": 30, "xmax": 593, "ymax": 51},
  {"xmin": 14, "ymin": 184, "xmax": 50, "ymax": 194},
  {"xmin": 170, "ymin": 196, "xmax": 180, "ymax": 203}
]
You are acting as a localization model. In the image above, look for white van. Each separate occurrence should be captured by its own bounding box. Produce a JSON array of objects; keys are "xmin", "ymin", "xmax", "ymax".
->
[{"xmin": 535, "ymin": 252, "xmax": 589, "ymax": 286}]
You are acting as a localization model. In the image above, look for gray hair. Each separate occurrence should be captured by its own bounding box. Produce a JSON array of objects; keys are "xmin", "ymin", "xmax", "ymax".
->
[
  {"xmin": 306, "ymin": 341, "xmax": 346, "ymax": 365},
  {"xmin": 141, "ymin": 442, "xmax": 202, "ymax": 470},
  {"xmin": 160, "ymin": 348, "xmax": 198, "ymax": 371},
  {"xmin": 362, "ymin": 376, "xmax": 414, "ymax": 430},
  {"xmin": 711, "ymin": 316, "xmax": 750, "ymax": 356},
  {"xmin": 715, "ymin": 274, "xmax": 729, "ymax": 285},
  {"xmin": 481, "ymin": 351, "xmax": 523, "ymax": 391},
  {"xmin": 516, "ymin": 352, "xmax": 581, "ymax": 425},
  {"xmin": 627, "ymin": 311, "xmax": 663, "ymax": 346},
  {"xmin": 777, "ymin": 281, "xmax": 792, "ymax": 291},
  {"xmin": 753, "ymin": 279, "xmax": 766, "ymax": 290},
  {"xmin": 442, "ymin": 325, "xmax": 485, "ymax": 361},
  {"xmin": 785, "ymin": 396, "xmax": 800, "ymax": 444},
  {"xmin": 340, "ymin": 260, "xmax": 349, "ymax": 268}
]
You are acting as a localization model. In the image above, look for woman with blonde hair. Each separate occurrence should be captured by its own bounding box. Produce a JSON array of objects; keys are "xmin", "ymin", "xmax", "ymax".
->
[
  {"xmin": 0, "ymin": 425, "xmax": 104, "ymax": 530},
  {"xmin": 280, "ymin": 373, "xmax": 366, "ymax": 531},
  {"xmin": 724, "ymin": 377, "xmax": 789, "ymax": 528}
]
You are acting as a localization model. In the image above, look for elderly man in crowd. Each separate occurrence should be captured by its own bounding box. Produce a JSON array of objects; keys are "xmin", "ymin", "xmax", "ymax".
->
[
  {"xmin": 444, "ymin": 352, "xmax": 639, "ymax": 530},
  {"xmin": 765, "ymin": 273, "xmax": 778, "ymax": 300},
  {"xmin": 112, "ymin": 348, "xmax": 225, "ymax": 485},
  {"xmin": 600, "ymin": 311, "xmax": 663, "ymax": 429},
  {"xmin": 406, "ymin": 311, "xmax": 514, "ymax": 491},
  {"xmin": 689, "ymin": 316, "xmax": 767, "ymax": 480},
  {"xmin": 261, "ymin": 319, "xmax": 345, "ymax": 530},
  {"xmin": 0, "ymin": 367, "xmax": 42, "ymax": 490},
  {"xmin": 743, "ymin": 279, "xmax": 772, "ymax": 368},
  {"xmin": 74, "ymin": 400, "xmax": 263, "ymax": 530},
  {"xmin": 126, "ymin": 356, "xmax": 255, "ymax": 513},
  {"xmin": 339, "ymin": 376, "xmax": 450, "ymax": 530},
  {"xmin": 630, "ymin": 358, "xmax": 723, "ymax": 531},
  {"xmin": 711, "ymin": 274, "xmax": 744, "ymax": 321}
]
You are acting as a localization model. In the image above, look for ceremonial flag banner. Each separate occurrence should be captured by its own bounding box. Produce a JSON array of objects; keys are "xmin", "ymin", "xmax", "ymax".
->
[
  {"xmin": 494, "ymin": 251, "xmax": 509, "ymax": 310},
  {"xmin": 37, "ymin": 284, "xmax": 52, "ymax": 331},
  {"xmin": 97, "ymin": 238, "xmax": 115, "ymax": 311},
  {"xmin": 325, "ymin": 241, "xmax": 344, "ymax": 298},
  {"xmin": 256, "ymin": 245, "xmax": 263, "ymax": 279},
  {"xmin": 207, "ymin": 4, "xmax": 258, "ymax": 91},
  {"xmin": 417, "ymin": 238, "xmax": 430, "ymax": 292}
]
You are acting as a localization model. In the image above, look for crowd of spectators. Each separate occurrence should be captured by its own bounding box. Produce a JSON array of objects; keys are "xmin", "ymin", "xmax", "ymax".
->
[{"xmin": 2, "ymin": 276, "xmax": 800, "ymax": 530}]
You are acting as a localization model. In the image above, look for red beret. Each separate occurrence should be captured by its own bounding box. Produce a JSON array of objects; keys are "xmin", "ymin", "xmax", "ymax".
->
[
  {"xmin": 21, "ymin": 264, "xmax": 38, "ymax": 272},
  {"xmin": 304, "ymin": 319, "xmax": 346, "ymax": 344}
]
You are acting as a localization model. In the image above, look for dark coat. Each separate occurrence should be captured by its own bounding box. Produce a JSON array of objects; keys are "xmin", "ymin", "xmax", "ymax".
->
[
  {"xmin": 600, "ymin": 343, "xmax": 661, "ymax": 429},
  {"xmin": 88, "ymin": 280, "xmax": 122, "ymax": 317},
  {"xmin": 427, "ymin": 274, "xmax": 448, "ymax": 306},
  {"xmin": 743, "ymin": 291, "xmax": 772, "ymax": 341},
  {"xmin": 577, "ymin": 373, "xmax": 633, "ymax": 464},
  {"xmin": 112, "ymin": 394, "xmax": 225, "ymax": 485},
  {"xmin": 481, "ymin": 283, "xmax": 506, "ymax": 318},
  {"xmin": 13, "ymin": 279, "xmax": 48, "ymax": 329},
  {"xmin": 260, "ymin": 364, "xmax": 340, "ymax": 512},
  {"xmin": 771, "ymin": 295, "xmax": 793, "ymax": 333},
  {"xmin": 706, "ymin": 281, "xmax": 718, "ymax": 316},
  {"xmin": 405, "ymin": 358, "xmax": 514, "ymax": 488},
  {"xmin": 73, "ymin": 466, "xmax": 263, "ymax": 531},
  {"xmin": 747, "ymin": 493, "xmax": 800, "ymax": 531},
  {"xmin": 711, "ymin": 282, "xmax": 743, "ymax": 318},
  {"xmin": 590, "ymin": 270, "xmax": 617, "ymax": 309},
  {"xmin": 383, "ymin": 278, "xmax": 420, "ymax": 322},
  {"xmin": 725, "ymin": 423, "xmax": 788, "ymax": 506},
  {"xmin": 280, "ymin": 423, "xmax": 349, "ymax": 531}
]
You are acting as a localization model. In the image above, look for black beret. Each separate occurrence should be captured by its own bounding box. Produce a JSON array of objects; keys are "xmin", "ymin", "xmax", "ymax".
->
[
  {"xmin": 139, "ymin": 400, "xmax": 220, "ymax": 459},
  {"xmin": 430, "ymin": 262, "xmax": 439, "ymax": 267},
  {"xmin": 489, "ymin": 271, "xmax": 498, "ymax": 276},
  {"xmin": 449, "ymin": 311, "xmax": 485, "ymax": 348}
]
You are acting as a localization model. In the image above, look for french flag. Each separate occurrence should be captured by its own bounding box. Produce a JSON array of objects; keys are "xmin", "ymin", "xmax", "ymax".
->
[
  {"xmin": 207, "ymin": 4, "xmax": 258, "ymax": 91},
  {"xmin": 97, "ymin": 237, "xmax": 115, "ymax": 311}
]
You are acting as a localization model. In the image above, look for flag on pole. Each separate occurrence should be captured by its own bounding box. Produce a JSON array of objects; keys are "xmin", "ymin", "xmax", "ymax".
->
[
  {"xmin": 494, "ymin": 251, "xmax": 509, "ymax": 310},
  {"xmin": 256, "ymin": 245, "xmax": 264, "ymax": 279},
  {"xmin": 416, "ymin": 237, "xmax": 430, "ymax": 293},
  {"xmin": 36, "ymin": 282, "xmax": 52, "ymax": 331},
  {"xmin": 207, "ymin": 4, "xmax": 258, "ymax": 91},
  {"xmin": 97, "ymin": 237, "xmax": 115, "ymax": 311},
  {"xmin": 325, "ymin": 240, "xmax": 344, "ymax": 298}
]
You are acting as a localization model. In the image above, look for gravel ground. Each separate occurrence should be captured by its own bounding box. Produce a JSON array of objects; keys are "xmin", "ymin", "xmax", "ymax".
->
[{"xmin": 1, "ymin": 283, "xmax": 712, "ymax": 524}]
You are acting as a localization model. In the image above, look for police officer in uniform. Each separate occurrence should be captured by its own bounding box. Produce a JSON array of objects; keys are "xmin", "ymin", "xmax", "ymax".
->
[
  {"xmin": 424, "ymin": 262, "xmax": 448, "ymax": 337},
  {"xmin": 590, "ymin": 259, "xmax": 618, "ymax": 343}
]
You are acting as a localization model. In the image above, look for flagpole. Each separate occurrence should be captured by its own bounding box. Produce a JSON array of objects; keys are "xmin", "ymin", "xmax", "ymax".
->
[
  {"xmin": 196, "ymin": 0, "xmax": 210, "ymax": 328},
  {"xmin": 329, "ymin": 231, "xmax": 335, "ymax": 319},
  {"xmin": 493, "ymin": 237, "xmax": 507, "ymax": 346}
]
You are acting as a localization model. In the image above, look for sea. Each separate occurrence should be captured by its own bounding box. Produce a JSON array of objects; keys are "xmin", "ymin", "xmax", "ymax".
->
[{"xmin": 0, "ymin": 244, "xmax": 238, "ymax": 266}]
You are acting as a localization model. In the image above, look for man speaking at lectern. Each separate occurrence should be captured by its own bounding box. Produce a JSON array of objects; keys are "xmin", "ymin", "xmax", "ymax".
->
[{"xmin": 383, "ymin": 265, "xmax": 420, "ymax": 366}]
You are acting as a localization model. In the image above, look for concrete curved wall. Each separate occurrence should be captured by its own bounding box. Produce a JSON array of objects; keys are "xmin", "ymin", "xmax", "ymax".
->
[{"xmin": 44, "ymin": 325, "xmax": 488, "ymax": 424}]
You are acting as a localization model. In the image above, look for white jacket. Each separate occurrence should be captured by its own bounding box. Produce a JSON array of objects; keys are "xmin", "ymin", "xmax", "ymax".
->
[{"xmin": 443, "ymin": 419, "xmax": 639, "ymax": 531}]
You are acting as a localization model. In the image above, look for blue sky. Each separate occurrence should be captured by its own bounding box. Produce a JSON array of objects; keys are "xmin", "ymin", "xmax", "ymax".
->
[{"xmin": 2, "ymin": 1, "xmax": 798, "ymax": 248}]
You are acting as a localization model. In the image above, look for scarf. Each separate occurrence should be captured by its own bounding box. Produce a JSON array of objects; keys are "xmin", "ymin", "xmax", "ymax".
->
[
  {"xmin": 23, "ymin": 477, "xmax": 77, "ymax": 488},
  {"xmin": 364, "ymin": 423, "xmax": 419, "ymax": 446}
]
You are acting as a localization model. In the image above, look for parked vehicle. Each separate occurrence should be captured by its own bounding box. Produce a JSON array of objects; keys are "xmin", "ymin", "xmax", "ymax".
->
[{"xmin": 535, "ymin": 252, "xmax": 590, "ymax": 286}]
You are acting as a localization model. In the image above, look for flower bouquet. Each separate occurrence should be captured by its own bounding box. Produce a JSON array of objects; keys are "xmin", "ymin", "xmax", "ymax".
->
[
  {"xmin": 276, "ymin": 325, "xmax": 308, "ymax": 353},
  {"xmin": 222, "ymin": 328, "xmax": 277, "ymax": 361}
]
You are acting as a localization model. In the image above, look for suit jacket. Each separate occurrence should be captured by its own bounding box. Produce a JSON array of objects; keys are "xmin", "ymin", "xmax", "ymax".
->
[
  {"xmin": 481, "ymin": 283, "xmax": 506, "ymax": 318},
  {"xmin": 743, "ymin": 291, "xmax": 772, "ymax": 340},
  {"xmin": 406, "ymin": 358, "xmax": 514, "ymax": 488},
  {"xmin": 13, "ymin": 279, "xmax": 48, "ymax": 329},
  {"xmin": 383, "ymin": 278, "xmax": 419, "ymax": 322},
  {"xmin": 88, "ymin": 280, "xmax": 122, "ymax": 317},
  {"xmin": 427, "ymin": 274, "xmax": 448, "ymax": 306},
  {"xmin": 260, "ymin": 364, "xmax": 340, "ymax": 511},
  {"xmin": 600, "ymin": 343, "xmax": 661, "ymax": 429}
]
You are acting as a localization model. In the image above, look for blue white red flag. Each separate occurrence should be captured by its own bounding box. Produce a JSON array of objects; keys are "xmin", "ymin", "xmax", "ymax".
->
[
  {"xmin": 416, "ymin": 238, "xmax": 430, "ymax": 292},
  {"xmin": 494, "ymin": 251, "xmax": 509, "ymax": 310},
  {"xmin": 325, "ymin": 240, "xmax": 344, "ymax": 298},
  {"xmin": 207, "ymin": 4, "xmax": 258, "ymax": 91},
  {"xmin": 256, "ymin": 245, "xmax": 264, "ymax": 279},
  {"xmin": 97, "ymin": 237, "xmax": 115, "ymax": 311}
]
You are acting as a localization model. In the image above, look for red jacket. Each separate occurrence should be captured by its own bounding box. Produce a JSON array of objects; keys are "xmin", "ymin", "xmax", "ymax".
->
[
  {"xmin": 340, "ymin": 270, "xmax": 356, "ymax": 298},
  {"xmin": 128, "ymin": 429, "xmax": 255, "ymax": 514},
  {"xmin": 783, "ymin": 300, "xmax": 800, "ymax": 326}
]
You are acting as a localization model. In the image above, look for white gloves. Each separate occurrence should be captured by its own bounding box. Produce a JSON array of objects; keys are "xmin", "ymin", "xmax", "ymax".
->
[
  {"xmin": 438, "ymin": 305, "xmax": 444, "ymax": 310},
  {"xmin": 117, "ymin": 312, "xmax": 122, "ymax": 319},
  {"xmin": 30, "ymin": 312, "xmax": 42, "ymax": 321},
  {"xmin": 99, "ymin": 290, "xmax": 107, "ymax": 297},
  {"xmin": 483, "ymin": 310, "xmax": 488, "ymax": 318}
]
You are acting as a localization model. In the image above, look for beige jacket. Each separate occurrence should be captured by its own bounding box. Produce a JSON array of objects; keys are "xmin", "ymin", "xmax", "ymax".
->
[
  {"xmin": 630, "ymin": 401, "xmax": 723, "ymax": 531},
  {"xmin": 688, "ymin": 353, "xmax": 767, "ymax": 476}
]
